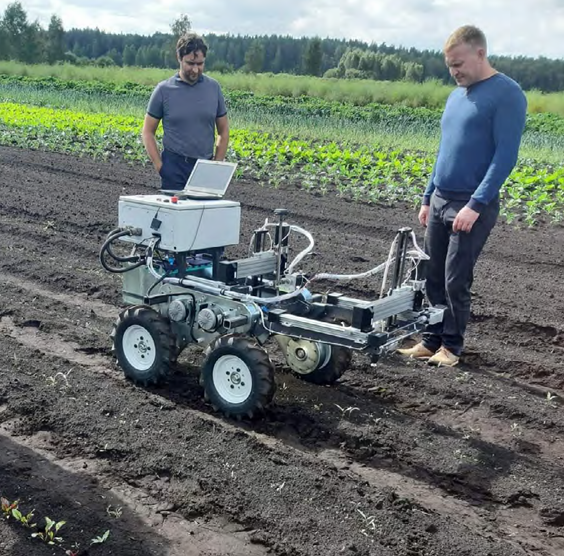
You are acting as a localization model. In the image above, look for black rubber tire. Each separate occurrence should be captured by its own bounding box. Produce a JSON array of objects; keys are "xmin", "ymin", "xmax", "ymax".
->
[
  {"xmin": 296, "ymin": 344, "xmax": 352, "ymax": 385},
  {"xmin": 201, "ymin": 335, "xmax": 276, "ymax": 419},
  {"xmin": 111, "ymin": 305, "xmax": 176, "ymax": 386}
]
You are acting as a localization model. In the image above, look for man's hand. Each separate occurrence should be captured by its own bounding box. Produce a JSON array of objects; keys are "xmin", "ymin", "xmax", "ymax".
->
[
  {"xmin": 453, "ymin": 206, "xmax": 479, "ymax": 233},
  {"xmin": 418, "ymin": 205, "xmax": 430, "ymax": 227},
  {"xmin": 141, "ymin": 114, "xmax": 163, "ymax": 174}
]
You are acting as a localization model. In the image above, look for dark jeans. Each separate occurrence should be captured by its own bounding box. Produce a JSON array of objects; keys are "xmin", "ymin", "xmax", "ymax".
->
[
  {"xmin": 159, "ymin": 150, "xmax": 197, "ymax": 190},
  {"xmin": 422, "ymin": 193, "xmax": 499, "ymax": 355}
]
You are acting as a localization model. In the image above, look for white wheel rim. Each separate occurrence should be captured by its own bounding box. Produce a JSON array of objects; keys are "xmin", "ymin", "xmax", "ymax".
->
[
  {"xmin": 212, "ymin": 355, "xmax": 253, "ymax": 404},
  {"xmin": 122, "ymin": 324, "xmax": 156, "ymax": 371}
]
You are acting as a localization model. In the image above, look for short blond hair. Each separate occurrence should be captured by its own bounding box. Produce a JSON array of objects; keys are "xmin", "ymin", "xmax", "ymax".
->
[{"xmin": 444, "ymin": 25, "xmax": 487, "ymax": 52}]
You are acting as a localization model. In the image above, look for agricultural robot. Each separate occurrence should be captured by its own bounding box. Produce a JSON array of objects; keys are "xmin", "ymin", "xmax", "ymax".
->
[{"xmin": 100, "ymin": 192, "xmax": 443, "ymax": 418}]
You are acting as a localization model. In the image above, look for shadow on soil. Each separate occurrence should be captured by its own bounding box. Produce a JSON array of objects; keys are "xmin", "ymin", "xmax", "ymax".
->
[{"xmin": 0, "ymin": 435, "xmax": 170, "ymax": 556}]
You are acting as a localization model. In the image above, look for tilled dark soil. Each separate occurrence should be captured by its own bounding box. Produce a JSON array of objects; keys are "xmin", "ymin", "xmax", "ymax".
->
[{"xmin": 1, "ymin": 145, "xmax": 564, "ymax": 556}]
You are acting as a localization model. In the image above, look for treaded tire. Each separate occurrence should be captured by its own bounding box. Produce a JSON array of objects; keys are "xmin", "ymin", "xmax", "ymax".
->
[
  {"xmin": 111, "ymin": 305, "xmax": 176, "ymax": 386},
  {"xmin": 297, "ymin": 345, "xmax": 352, "ymax": 385},
  {"xmin": 201, "ymin": 335, "xmax": 276, "ymax": 419}
]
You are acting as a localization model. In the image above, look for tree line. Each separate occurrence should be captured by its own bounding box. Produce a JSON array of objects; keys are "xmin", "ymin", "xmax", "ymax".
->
[{"xmin": 1, "ymin": 2, "xmax": 563, "ymax": 92}]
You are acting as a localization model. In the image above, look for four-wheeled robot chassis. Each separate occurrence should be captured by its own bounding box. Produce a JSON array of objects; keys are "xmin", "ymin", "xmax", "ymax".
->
[{"xmin": 100, "ymin": 193, "xmax": 443, "ymax": 418}]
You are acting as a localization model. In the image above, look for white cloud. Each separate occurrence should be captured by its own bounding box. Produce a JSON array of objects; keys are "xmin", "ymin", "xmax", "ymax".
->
[{"xmin": 1, "ymin": 0, "xmax": 563, "ymax": 58}]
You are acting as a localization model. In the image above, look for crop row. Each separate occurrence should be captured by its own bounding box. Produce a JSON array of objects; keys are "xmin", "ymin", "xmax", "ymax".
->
[
  {"xmin": 2, "ymin": 75, "xmax": 564, "ymax": 137},
  {"xmin": 1, "ymin": 101, "xmax": 563, "ymax": 226}
]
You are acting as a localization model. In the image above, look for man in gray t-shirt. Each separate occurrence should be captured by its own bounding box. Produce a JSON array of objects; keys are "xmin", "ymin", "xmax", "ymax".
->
[{"xmin": 141, "ymin": 32, "xmax": 229, "ymax": 190}]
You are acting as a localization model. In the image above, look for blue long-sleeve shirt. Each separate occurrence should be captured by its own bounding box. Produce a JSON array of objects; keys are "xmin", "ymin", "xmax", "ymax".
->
[{"xmin": 423, "ymin": 73, "xmax": 527, "ymax": 212}]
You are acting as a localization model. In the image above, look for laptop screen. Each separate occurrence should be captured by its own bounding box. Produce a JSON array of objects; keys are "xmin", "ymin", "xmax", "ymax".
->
[{"xmin": 184, "ymin": 159, "xmax": 238, "ymax": 195}]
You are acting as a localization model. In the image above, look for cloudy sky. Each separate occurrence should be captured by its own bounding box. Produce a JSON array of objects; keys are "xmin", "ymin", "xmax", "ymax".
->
[{"xmin": 3, "ymin": 0, "xmax": 564, "ymax": 59}]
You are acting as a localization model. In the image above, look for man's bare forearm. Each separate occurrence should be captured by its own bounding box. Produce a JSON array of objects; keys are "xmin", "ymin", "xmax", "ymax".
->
[
  {"xmin": 214, "ymin": 132, "xmax": 229, "ymax": 161},
  {"xmin": 142, "ymin": 132, "xmax": 162, "ymax": 170}
]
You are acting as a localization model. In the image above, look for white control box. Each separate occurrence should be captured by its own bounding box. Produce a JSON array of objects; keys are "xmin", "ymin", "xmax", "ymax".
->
[{"xmin": 118, "ymin": 195, "xmax": 241, "ymax": 252}]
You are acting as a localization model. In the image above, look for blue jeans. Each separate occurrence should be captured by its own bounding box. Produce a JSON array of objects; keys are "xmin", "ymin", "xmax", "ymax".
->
[{"xmin": 159, "ymin": 150, "xmax": 197, "ymax": 190}]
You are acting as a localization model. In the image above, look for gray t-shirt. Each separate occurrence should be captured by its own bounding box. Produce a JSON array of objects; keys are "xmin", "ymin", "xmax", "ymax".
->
[{"xmin": 147, "ymin": 74, "xmax": 227, "ymax": 160}]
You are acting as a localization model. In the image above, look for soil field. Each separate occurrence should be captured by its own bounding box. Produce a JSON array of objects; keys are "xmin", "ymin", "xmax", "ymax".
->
[{"xmin": 1, "ymin": 145, "xmax": 564, "ymax": 556}]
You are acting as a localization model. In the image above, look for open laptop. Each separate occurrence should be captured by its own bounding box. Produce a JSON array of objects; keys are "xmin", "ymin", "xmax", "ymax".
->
[{"xmin": 160, "ymin": 159, "xmax": 238, "ymax": 200}]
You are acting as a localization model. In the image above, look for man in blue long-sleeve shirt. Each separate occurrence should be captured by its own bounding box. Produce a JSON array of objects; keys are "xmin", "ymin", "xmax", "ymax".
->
[{"xmin": 398, "ymin": 25, "xmax": 527, "ymax": 366}]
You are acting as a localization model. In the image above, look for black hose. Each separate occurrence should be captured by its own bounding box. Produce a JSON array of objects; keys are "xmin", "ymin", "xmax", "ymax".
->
[
  {"xmin": 106, "ymin": 237, "xmax": 141, "ymax": 263},
  {"xmin": 146, "ymin": 272, "xmax": 167, "ymax": 297},
  {"xmin": 99, "ymin": 229, "xmax": 145, "ymax": 274}
]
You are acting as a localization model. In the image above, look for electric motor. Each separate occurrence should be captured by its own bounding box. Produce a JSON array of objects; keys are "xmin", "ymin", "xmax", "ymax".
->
[
  {"xmin": 168, "ymin": 298, "xmax": 193, "ymax": 322},
  {"xmin": 197, "ymin": 306, "xmax": 224, "ymax": 332}
]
